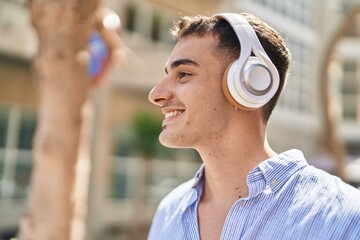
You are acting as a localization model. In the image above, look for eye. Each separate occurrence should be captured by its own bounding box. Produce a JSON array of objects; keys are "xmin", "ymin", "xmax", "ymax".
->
[
  {"xmin": 178, "ymin": 72, "xmax": 192, "ymax": 81},
  {"xmin": 179, "ymin": 72, "xmax": 189, "ymax": 78}
]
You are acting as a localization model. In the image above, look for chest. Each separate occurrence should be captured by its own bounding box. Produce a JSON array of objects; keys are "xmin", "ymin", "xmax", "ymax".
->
[
  {"xmin": 198, "ymin": 203, "xmax": 229, "ymax": 240},
  {"xmin": 181, "ymin": 197, "xmax": 334, "ymax": 240}
]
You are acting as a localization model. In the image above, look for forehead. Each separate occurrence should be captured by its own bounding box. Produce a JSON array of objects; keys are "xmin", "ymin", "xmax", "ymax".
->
[{"xmin": 168, "ymin": 34, "xmax": 219, "ymax": 67}]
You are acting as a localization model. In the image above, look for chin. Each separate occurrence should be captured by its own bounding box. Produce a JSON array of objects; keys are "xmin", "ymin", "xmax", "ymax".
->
[
  {"xmin": 159, "ymin": 132, "xmax": 189, "ymax": 149},
  {"xmin": 159, "ymin": 136, "xmax": 178, "ymax": 148}
]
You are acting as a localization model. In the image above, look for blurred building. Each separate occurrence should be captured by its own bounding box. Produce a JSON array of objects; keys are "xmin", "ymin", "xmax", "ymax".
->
[
  {"xmin": 0, "ymin": 0, "xmax": 38, "ymax": 237},
  {"xmin": 0, "ymin": 0, "xmax": 359, "ymax": 239}
]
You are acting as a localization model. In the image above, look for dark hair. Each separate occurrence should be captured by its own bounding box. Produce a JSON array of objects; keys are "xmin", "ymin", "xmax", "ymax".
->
[{"xmin": 171, "ymin": 13, "xmax": 291, "ymax": 123}]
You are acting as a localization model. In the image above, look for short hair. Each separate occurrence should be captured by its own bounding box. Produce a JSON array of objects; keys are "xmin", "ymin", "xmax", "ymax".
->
[{"xmin": 170, "ymin": 13, "xmax": 291, "ymax": 123}]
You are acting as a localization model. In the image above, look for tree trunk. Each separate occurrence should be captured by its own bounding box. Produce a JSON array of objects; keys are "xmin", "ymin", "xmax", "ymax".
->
[
  {"xmin": 18, "ymin": 0, "xmax": 100, "ymax": 239},
  {"xmin": 319, "ymin": 2, "xmax": 360, "ymax": 180}
]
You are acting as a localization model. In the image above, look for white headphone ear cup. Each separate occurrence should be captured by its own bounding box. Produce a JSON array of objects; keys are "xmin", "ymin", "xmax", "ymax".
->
[
  {"xmin": 222, "ymin": 61, "xmax": 252, "ymax": 110},
  {"xmin": 222, "ymin": 57, "xmax": 278, "ymax": 109},
  {"xmin": 243, "ymin": 57, "xmax": 273, "ymax": 96}
]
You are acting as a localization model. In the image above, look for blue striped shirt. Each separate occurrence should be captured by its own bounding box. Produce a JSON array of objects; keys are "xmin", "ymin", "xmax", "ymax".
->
[{"xmin": 148, "ymin": 149, "xmax": 360, "ymax": 240}]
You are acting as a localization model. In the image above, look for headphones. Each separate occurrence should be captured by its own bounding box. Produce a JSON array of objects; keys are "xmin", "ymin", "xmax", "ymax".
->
[{"xmin": 214, "ymin": 13, "xmax": 279, "ymax": 110}]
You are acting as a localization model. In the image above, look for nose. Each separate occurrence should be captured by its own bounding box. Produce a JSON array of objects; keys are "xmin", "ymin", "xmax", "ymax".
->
[{"xmin": 148, "ymin": 82, "xmax": 172, "ymax": 107}]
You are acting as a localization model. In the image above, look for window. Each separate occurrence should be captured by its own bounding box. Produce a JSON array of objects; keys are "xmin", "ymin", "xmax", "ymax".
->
[
  {"xmin": 0, "ymin": 106, "xmax": 8, "ymax": 148},
  {"xmin": 18, "ymin": 110, "xmax": 36, "ymax": 149},
  {"xmin": 0, "ymin": 105, "xmax": 36, "ymax": 201},
  {"xmin": 151, "ymin": 11, "xmax": 162, "ymax": 42},
  {"xmin": 279, "ymin": 38, "xmax": 313, "ymax": 114},
  {"xmin": 341, "ymin": 59, "xmax": 359, "ymax": 122},
  {"xmin": 123, "ymin": 3, "xmax": 175, "ymax": 44},
  {"xmin": 13, "ymin": 152, "xmax": 32, "ymax": 199},
  {"xmin": 125, "ymin": 4, "xmax": 136, "ymax": 32},
  {"xmin": 110, "ymin": 156, "xmax": 128, "ymax": 199},
  {"xmin": 110, "ymin": 125, "xmax": 133, "ymax": 199},
  {"xmin": 250, "ymin": 0, "xmax": 314, "ymax": 27}
]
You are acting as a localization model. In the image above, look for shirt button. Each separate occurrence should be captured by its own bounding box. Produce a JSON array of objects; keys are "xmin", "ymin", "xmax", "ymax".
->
[{"xmin": 271, "ymin": 179, "xmax": 277, "ymax": 186}]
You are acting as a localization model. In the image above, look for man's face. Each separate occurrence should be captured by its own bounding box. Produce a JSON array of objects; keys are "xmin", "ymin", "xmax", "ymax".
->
[{"xmin": 148, "ymin": 34, "xmax": 233, "ymax": 149}]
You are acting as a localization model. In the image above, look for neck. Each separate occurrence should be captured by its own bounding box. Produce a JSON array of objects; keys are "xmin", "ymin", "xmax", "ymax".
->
[{"xmin": 196, "ymin": 116, "xmax": 276, "ymax": 209}]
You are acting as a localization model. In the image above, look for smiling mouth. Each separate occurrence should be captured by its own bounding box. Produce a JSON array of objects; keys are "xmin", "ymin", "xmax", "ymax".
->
[
  {"xmin": 162, "ymin": 110, "xmax": 184, "ymax": 129},
  {"xmin": 165, "ymin": 110, "xmax": 184, "ymax": 119}
]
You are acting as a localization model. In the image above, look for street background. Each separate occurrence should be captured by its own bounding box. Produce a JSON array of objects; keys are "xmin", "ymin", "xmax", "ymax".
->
[{"xmin": 0, "ymin": 0, "xmax": 359, "ymax": 239}]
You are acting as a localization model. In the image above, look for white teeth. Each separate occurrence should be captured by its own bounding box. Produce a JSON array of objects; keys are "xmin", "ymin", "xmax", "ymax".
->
[{"xmin": 165, "ymin": 110, "xmax": 183, "ymax": 119}]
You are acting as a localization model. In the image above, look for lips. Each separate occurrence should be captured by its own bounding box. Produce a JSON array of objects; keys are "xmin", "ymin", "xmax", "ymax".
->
[{"xmin": 162, "ymin": 109, "xmax": 185, "ymax": 127}]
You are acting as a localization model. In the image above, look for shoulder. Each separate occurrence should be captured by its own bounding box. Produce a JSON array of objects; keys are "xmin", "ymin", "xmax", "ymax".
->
[
  {"xmin": 270, "ymin": 154, "xmax": 360, "ymax": 238},
  {"xmin": 293, "ymin": 163, "xmax": 360, "ymax": 205},
  {"xmin": 289, "ymin": 164, "xmax": 360, "ymax": 237},
  {"xmin": 277, "ymin": 150, "xmax": 360, "ymax": 201},
  {"xmin": 300, "ymin": 165, "xmax": 360, "ymax": 198}
]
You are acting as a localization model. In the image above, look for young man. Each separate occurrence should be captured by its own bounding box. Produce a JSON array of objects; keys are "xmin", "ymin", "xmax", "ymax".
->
[{"xmin": 147, "ymin": 12, "xmax": 360, "ymax": 240}]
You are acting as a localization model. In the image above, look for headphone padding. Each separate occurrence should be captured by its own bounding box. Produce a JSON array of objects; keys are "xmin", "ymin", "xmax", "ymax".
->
[{"xmin": 222, "ymin": 62, "xmax": 253, "ymax": 111}]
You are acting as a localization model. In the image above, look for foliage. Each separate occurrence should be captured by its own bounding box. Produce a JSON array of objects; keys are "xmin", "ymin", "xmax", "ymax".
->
[{"xmin": 132, "ymin": 111, "xmax": 162, "ymax": 158}]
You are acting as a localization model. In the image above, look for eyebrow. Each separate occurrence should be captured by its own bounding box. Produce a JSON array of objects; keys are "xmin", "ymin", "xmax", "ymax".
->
[{"xmin": 165, "ymin": 58, "xmax": 200, "ymax": 74}]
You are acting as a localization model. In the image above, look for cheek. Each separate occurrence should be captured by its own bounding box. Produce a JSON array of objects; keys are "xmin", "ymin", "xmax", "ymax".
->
[
  {"xmin": 182, "ymin": 77, "xmax": 231, "ymax": 126},
  {"xmin": 192, "ymin": 94, "xmax": 230, "ymax": 126}
]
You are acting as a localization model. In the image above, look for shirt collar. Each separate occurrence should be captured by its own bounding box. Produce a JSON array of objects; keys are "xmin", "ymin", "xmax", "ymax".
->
[
  {"xmin": 192, "ymin": 163, "xmax": 205, "ymax": 188},
  {"xmin": 247, "ymin": 149, "xmax": 308, "ymax": 197},
  {"xmin": 191, "ymin": 149, "xmax": 308, "ymax": 198}
]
